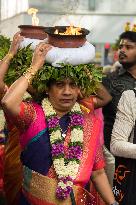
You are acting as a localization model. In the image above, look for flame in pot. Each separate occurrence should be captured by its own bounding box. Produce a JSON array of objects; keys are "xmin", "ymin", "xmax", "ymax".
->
[
  {"xmin": 54, "ymin": 25, "xmax": 82, "ymax": 35},
  {"xmin": 27, "ymin": 8, "xmax": 39, "ymax": 26}
]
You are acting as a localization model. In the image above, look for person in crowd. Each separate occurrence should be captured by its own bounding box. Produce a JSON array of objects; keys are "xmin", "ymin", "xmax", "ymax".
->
[
  {"xmin": 110, "ymin": 61, "xmax": 122, "ymax": 73},
  {"xmin": 0, "ymin": 32, "xmax": 34, "ymax": 205},
  {"xmin": 111, "ymin": 89, "xmax": 136, "ymax": 204},
  {"xmin": 102, "ymin": 65, "xmax": 113, "ymax": 75},
  {"xmin": 0, "ymin": 31, "xmax": 113, "ymax": 205},
  {"xmin": 102, "ymin": 30, "xmax": 136, "ymax": 187},
  {"xmin": 1, "ymin": 40, "xmax": 117, "ymax": 204},
  {"xmin": 102, "ymin": 62, "xmax": 122, "ymax": 76},
  {"xmin": 0, "ymin": 32, "xmax": 23, "ymax": 205}
]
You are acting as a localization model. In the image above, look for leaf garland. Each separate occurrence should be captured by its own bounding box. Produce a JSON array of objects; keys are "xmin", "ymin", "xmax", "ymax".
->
[{"xmin": 0, "ymin": 35, "xmax": 103, "ymax": 97}]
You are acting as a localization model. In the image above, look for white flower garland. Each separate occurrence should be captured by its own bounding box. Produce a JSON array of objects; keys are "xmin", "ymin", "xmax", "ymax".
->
[{"xmin": 42, "ymin": 98, "xmax": 84, "ymax": 199}]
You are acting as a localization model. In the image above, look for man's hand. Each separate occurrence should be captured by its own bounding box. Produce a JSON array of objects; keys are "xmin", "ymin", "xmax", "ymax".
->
[{"xmin": 31, "ymin": 42, "xmax": 52, "ymax": 71}]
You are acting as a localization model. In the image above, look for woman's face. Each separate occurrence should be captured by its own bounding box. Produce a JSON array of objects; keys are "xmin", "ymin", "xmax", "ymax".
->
[{"xmin": 48, "ymin": 78, "xmax": 80, "ymax": 115}]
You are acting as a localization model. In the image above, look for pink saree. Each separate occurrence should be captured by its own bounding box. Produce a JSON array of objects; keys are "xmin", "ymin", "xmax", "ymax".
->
[
  {"xmin": 18, "ymin": 102, "xmax": 105, "ymax": 205},
  {"xmin": 4, "ymin": 96, "xmax": 105, "ymax": 205}
]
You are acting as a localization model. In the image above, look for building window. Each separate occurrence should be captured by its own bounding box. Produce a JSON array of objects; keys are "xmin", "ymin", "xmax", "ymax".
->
[
  {"xmin": 89, "ymin": 0, "xmax": 95, "ymax": 10},
  {"xmin": 1, "ymin": 0, "xmax": 29, "ymax": 20}
]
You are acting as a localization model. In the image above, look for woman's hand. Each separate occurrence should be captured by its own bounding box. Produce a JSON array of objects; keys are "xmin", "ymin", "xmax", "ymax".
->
[
  {"xmin": 0, "ymin": 32, "xmax": 23, "ymax": 97},
  {"xmin": 9, "ymin": 32, "xmax": 24, "ymax": 56},
  {"xmin": 31, "ymin": 42, "xmax": 52, "ymax": 70}
]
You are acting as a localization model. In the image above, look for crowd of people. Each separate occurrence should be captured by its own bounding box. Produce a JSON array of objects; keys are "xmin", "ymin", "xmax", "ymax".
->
[
  {"xmin": 102, "ymin": 31, "xmax": 136, "ymax": 205},
  {"xmin": 0, "ymin": 26, "xmax": 136, "ymax": 205}
]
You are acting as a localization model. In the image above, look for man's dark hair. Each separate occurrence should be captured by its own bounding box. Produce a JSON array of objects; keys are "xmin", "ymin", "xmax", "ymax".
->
[{"xmin": 119, "ymin": 31, "xmax": 136, "ymax": 43}]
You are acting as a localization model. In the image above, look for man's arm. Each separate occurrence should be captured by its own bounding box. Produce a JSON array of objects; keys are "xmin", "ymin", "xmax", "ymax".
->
[
  {"xmin": 91, "ymin": 129, "xmax": 117, "ymax": 205},
  {"xmin": 94, "ymin": 83, "xmax": 112, "ymax": 108},
  {"xmin": 111, "ymin": 90, "xmax": 136, "ymax": 159},
  {"xmin": 79, "ymin": 83, "xmax": 112, "ymax": 112}
]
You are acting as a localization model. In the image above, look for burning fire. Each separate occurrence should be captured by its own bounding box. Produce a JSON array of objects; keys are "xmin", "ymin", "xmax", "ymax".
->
[
  {"xmin": 27, "ymin": 8, "xmax": 39, "ymax": 26},
  {"xmin": 54, "ymin": 25, "xmax": 82, "ymax": 35}
]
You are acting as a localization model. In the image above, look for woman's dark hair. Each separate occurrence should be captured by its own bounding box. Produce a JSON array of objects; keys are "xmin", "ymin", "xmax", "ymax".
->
[
  {"xmin": 46, "ymin": 79, "xmax": 56, "ymax": 88},
  {"xmin": 32, "ymin": 79, "xmax": 57, "ymax": 104},
  {"xmin": 119, "ymin": 31, "xmax": 136, "ymax": 43}
]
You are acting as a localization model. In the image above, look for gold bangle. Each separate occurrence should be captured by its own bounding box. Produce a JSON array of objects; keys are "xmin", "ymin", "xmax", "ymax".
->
[
  {"xmin": 27, "ymin": 66, "xmax": 37, "ymax": 75},
  {"xmin": 22, "ymin": 66, "xmax": 37, "ymax": 84},
  {"xmin": 23, "ymin": 72, "xmax": 33, "ymax": 84},
  {"xmin": 3, "ymin": 52, "xmax": 14, "ymax": 64},
  {"xmin": 7, "ymin": 52, "xmax": 14, "ymax": 59},
  {"xmin": 23, "ymin": 66, "xmax": 37, "ymax": 76}
]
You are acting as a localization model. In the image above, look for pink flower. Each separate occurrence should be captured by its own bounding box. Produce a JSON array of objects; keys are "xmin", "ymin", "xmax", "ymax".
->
[
  {"xmin": 70, "ymin": 114, "xmax": 84, "ymax": 127},
  {"xmin": 67, "ymin": 145, "xmax": 82, "ymax": 160},
  {"xmin": 51, "ymin": 143, "xmax": 64, "ymax": 157},
  {"xmin": 48, "ymin": 116, "xmax": 59, "ymax": 129}
]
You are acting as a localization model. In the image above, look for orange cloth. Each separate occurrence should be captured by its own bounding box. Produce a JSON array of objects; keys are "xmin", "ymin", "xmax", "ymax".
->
[
  {"xmin": 80, "ymin": 96, "xmax": 94, "ymax": 113},
  {"xmin": 4, "ymin": 126, "xmax": 22, "ymax": 205}
]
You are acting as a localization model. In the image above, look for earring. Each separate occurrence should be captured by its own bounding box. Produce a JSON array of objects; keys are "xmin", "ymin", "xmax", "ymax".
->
[{"xmin": 45, "ymin": 92, "xmax": 49, "ymax": 97}]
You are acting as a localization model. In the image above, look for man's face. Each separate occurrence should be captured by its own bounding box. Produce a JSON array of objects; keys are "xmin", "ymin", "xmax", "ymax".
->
[
  {"xmin": 48, "ymin": 78, "xmax": 80, "ymax": 114},
  {"xmin": 118, "ymin": 39, "xmax": 136, "ymax": 68}
]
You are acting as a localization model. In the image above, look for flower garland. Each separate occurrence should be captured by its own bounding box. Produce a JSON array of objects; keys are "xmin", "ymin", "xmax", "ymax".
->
[{"xmin": 42, "ymin": 98, "xmax": 84, "ymax": 200}]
